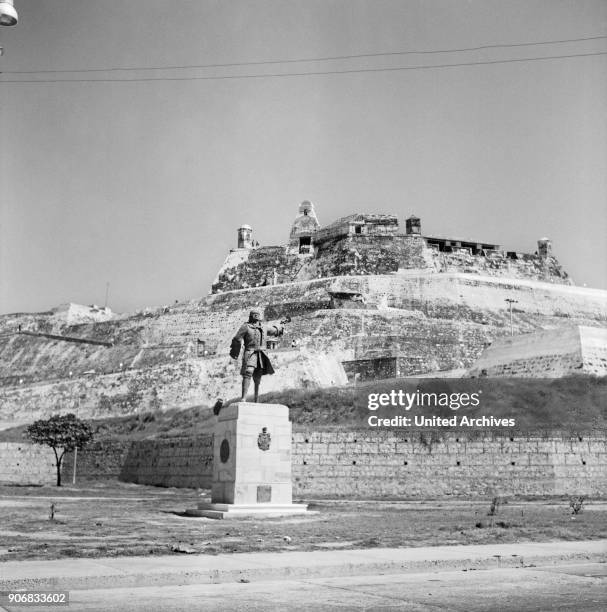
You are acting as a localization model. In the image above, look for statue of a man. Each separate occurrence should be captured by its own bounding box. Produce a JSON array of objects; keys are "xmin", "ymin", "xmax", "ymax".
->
[{"xmin": 229, "ymin": 308, "xmax": 287, "ymax": 402}]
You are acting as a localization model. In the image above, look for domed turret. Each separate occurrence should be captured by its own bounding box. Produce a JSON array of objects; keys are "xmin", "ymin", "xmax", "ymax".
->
[{"xmin": 289, "ymin": 200, "xmax": 320, "ymax": 254}]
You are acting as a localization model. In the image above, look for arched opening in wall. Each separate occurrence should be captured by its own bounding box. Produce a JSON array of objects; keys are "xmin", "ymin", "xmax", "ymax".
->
[{"xmin": 299, "ymin": 236, "xmax": 311, "ymax": 254}]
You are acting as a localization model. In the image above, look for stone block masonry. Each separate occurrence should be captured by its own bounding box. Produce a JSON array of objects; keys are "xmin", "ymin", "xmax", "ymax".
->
[
  {"xmin": 118, "ymin": 436, "xmax": 213, "ymax": 489},
  {"xmin": 62, "ymin": 439, "xmax": 132, "ymax": 482},
  {"xmin": 10, "ymin": 430, "xmax": 606, "ymax": 497},
  {"xmin": 211, "ymin": 228, "xmax": 571, "ymax": 295},
  {"xmin": 0, "ymin": 442, "xmax": 55, "ymax": 485},
  {"xmin": 291, "ymin": 431, "xmax": 607, "ymax": 498},
  {"xmin": 469, "ymin": 326, "xmax": 607, "ymax": 377},
  {"xmin": 2, "ymin": 272, "xmax": 606, "ymax": 423}
]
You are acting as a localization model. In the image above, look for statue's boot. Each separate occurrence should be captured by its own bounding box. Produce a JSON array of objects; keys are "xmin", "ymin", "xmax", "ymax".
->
[{"xmin": 241, "ymin": 377, "xmax": 251, "ymax": 401}]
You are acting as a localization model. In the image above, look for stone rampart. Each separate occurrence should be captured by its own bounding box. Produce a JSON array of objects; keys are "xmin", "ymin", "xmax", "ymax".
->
[
  {"xmin": 9, "ymin": 430, "xmax": 606, "ymax": 497},
  {"xmin": 0, "ymin": 351, "xmax": 349, "ymax": 425},
  {"xmin": 0, "ymin": 442, "xmax": 56, "ymax": 485},
  {"xmin": 65, "ymin": 431, "xmax": 607, "ymax": 497},
  {"xmin": 118, "ymin": 436, "xmax": 213, "ymax": 488},
  {"xmin": 0, "ymin": 359, "xmax": 212, "ymax": 426},
  {"xmin": 581, "ymin": 326, "xmax": 607, "ymax": 377},
  {"xmin": 429, "ymin": 250, "xmax": 570, "ymax": 284},
  {"xmin": 2, "ymin": 273, "xmax": 606, "ymax": 423},
  {"xmin": 61, "ymin": 439, "xmax": 132, "ymax": 482},
  {"xmin": 210, "ymin": 232, "xmax": 571, "ymax": 294},
  {"xmin": 469, "ymin": 326, "xmax": 607, "ymax": 377},
  {"xmin": 212, "ymin": 245, "xmax": 304, "ymax": 293},
  {"xmin": 291, "ymin": 431, "xmax": 607, "ymax": 497}
]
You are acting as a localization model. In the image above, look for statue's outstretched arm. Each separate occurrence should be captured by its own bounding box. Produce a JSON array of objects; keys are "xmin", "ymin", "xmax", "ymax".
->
[{"xmin": 266, "ymin": 316, "xmax": 291, "ymax": 338}]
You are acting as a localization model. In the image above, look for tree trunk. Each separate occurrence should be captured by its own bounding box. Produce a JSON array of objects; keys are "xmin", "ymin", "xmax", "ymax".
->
[{"xmin": 53, "ymin": 448, "xmax": 62, "ymax": 486}]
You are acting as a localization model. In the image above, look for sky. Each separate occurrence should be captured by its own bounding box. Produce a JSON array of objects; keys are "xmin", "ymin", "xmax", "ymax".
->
[{"xmin": 1, "ymin": 0, "xmax": 606, "ymax": 315}]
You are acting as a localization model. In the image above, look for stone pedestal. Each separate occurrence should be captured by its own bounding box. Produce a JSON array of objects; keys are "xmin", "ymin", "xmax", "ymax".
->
[{"xmin": 190, "ymin": 402, "xmax": 307, "ymax": 519}]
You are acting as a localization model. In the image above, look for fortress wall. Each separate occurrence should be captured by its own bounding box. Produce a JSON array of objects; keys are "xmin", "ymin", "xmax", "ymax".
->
[
  {"xmin": 212, "ymin": 246, "xmax": 303, "ymax": 293},
  {"xmin": 469, "ymin": 326, "xmax": 607, "ymax": 378},
  {"xmin": 56, "ymin": 436, "xmax": 213, "ymax": 487},
  {"xmin": 0, "ymin": 359, "xmax": 214, "ymax": 425},
  {"xmin": 118, "ymin": 436, "xmax": 214, "ymax": 488},
  {"xmin": 139, "ymin": 307, "xmax": 250, "ymax": 351},
  {"xmin": 61, "ymin": 439, "xmax": 131, "ymax": 482},
  {"xmin": 1, "ymin": 274, "xmax": 605, "ymax": 422},
  {"xmin": 312, "ymin": 236, "xmax": 424, "ymax": 278},
  {"xmin": 291, "ymin": 310, "xmax": 489, "ymax": 370},
  {"xmin": 469, "ymin": 327, "xmax": 582, "ymax": 378},
  {"xmin": 3, "ymin": 273, "xmax": 603, "ymax": 381},
  {"xmin": 0, "ymin": 442, "xmax": 56, "ymax": 485},
  {"xmin": 472, "ymin": 354, "xmax": 586, "ymax": 378},
  {"xmin": 61, "ymin": 431, "xmax": 607, "ymax": 497},
  {"xmin": 207, "ymin": 278, "xmax": 334, "ymax": 308},
  {"xmin": 429, "ymin": 251, "xmax": 570, "ymax": 284},
  {"xmin": 0, "ymin": 351, "xmax": 349, "ymax": 425},
  {"xmin": 291, "ymin": 432, "xmax": 607, "ymax": 498},
  {"xmin": 0, "ymin": 334, "xmax": 143, "ymax": 383},
  {"xmin": 0, "ymin": 312, "xmax": 55, "ymax": 336},
  {"xmin": 212, "ymin": 248, "xmax": 251, "ymax": 286},
  {"xmin": 580, "ymin": 327, "xmax": 607, "ymax": 376},
  {"xmin": 359, "ymin": 274, "xmax": 607, "ymax": 321},
  {"xmin": 168, "ymin": 274, "xmax": 605, "ymax": 364},
  {"xmin": 210, "ymin": 233, "xmax": 571, "ymax": 294}
]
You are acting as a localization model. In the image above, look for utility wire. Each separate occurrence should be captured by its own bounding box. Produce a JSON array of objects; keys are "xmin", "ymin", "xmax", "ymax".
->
[
  {"xmin": 2, "ymin": 34, "xmax": 606, "ymax": 75},
  {"xmin": 1, "ymin": 51, "xmax": 605, "ymax": 84}
]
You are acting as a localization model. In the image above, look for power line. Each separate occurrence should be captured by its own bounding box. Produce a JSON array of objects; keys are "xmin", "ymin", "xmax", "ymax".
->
[
  {"xmin": 1, "ymin": 50, "xmax": 605, "ymax": 84},
  {"xmin": 2, "ymin": 34, "xmax": 606, "ymax": 75}
]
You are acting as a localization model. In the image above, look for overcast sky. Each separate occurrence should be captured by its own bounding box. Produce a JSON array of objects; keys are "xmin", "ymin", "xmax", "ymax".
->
[{"xmin": 1, "ymin": 0, "xmax": 606, "ymax": 314}]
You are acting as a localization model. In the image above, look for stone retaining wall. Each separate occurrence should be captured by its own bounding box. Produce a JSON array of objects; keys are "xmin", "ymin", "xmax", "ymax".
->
[
  {"xmin": 118, "ymin": 436, "xmax": 214, "ymax": 488},
  {"xmin": 62, "ymin": 439, "xmax": 132, "ymax": 482},
  {"xmin": 79, "ymin": 431, "xmax": 607, "ymax": 498},
  {"xmin": 6, "ymin": 431, "xmax": 606, "ymax": 497},
  {"xmin": 0, "ymin": 442, "xmax": 56, "ymax": 485},
  {"xmin": 291, "ymin": 431, "xmax": 607, "ymax": 498}
]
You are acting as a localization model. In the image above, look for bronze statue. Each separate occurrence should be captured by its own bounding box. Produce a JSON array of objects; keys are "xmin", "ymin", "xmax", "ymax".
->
[{"xmin": 229, "ymin": 308, "xmax": 289, "ymax": 403}]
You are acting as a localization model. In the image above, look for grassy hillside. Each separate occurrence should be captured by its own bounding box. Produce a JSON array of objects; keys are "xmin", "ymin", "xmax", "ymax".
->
[
  {"xmin": 1, "ymin": 376, "xmax": 605, "ymax": 442},
  {"xmin": 267, "ymin": 376, "xmax": 607, "ymax": 433}
]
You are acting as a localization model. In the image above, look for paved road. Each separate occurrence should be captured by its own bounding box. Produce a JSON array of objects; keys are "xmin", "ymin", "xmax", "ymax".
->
[{"xmin": 5, "ymin": 562, "xmax": 605, "ymax": 612}]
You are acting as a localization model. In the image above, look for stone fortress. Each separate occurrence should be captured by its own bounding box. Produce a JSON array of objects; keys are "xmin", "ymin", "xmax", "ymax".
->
[
  {"xmin": 1, "ymin": 201, "xmax": 606, "ymax": 426},
  {"xmin": 213, "ymin": 200, "xmax": 571, "ymax": 293}
]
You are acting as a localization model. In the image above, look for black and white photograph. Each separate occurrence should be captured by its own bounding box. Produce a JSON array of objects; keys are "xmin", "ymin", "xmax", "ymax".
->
[{"xmin": 1, "ymin": 1, "xmax": 606, "ymax": 610}]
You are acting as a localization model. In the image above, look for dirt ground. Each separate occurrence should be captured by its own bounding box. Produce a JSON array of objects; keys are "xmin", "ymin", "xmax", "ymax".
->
[{"xmin": 1, "ymin": 482, "xmax": 605, "ymax": 561}]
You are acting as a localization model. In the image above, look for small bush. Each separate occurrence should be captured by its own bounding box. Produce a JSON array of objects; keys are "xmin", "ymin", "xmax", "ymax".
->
[{"xmin": 569, "ymin": 496, "xmax": 586, "ymax": 515}]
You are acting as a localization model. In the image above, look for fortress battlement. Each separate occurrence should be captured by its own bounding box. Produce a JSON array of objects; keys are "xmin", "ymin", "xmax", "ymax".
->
[{"xmin": 212, "ymin": 201, "xmax": 570, "ymax": 294}]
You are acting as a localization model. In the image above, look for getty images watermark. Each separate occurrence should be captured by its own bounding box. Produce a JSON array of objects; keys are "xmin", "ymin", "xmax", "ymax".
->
[{"xmin": 367, "ymin": 389, "xmax": 515, "ymax": 427}]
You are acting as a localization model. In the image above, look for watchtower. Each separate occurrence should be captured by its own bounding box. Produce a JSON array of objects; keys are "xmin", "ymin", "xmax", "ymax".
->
[
  {"xmin": 405, "ymin": 215, "xmax": 421, "ymax": 235},
  {"xmin": 537, "ymin": 238, "xmax": 552, "ymax": 259},
  {"xmin": 237, "ymin": 225, "xmax": 253, "ymax": 249}
]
